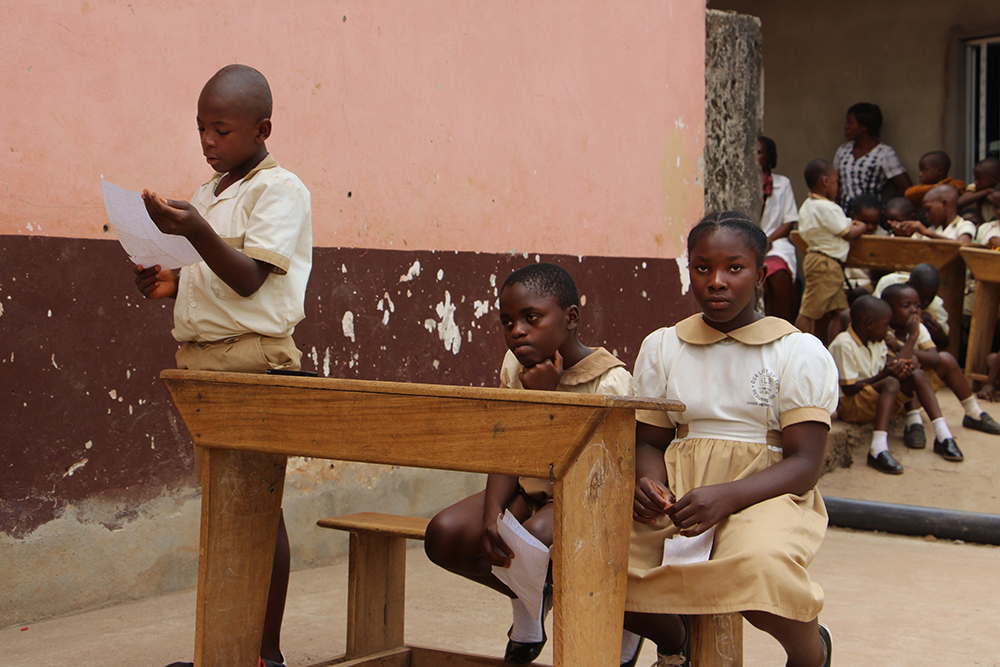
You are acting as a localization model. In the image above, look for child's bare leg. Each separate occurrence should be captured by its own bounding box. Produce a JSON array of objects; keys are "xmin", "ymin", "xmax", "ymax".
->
[
  {"xmin": 765, "ymin": 271, "xmax": 795, "ymax": 323},
  {"xmin": 905, "ymin": 370, "xmax": 943, "ymax": 420},
  {"xmin": 521, "ymin": 502, "xmax": 553, "ymax": 548},
  {"xmin": 825, "ymin": 308, "xmax": 845, "ymax": 343},
  {"xmin": 867, "ymin": 377, "xmax": 904, "ymax": 473},
  {"xmin": 794, "ymin": 313, "xmax": 814, "ymax": 335},
  {"xmin": 978, "ymin": 352, "xmax": 1000, "ymax": 401},
  {"xmin": 742, "ymin": 611, "xmax": 827, "ymax": 667},
  {"xmin": 260, "ymin": 511, "xmax": 289, "ymax": 664},
  {"xmin": 623, "ymin": 611, "xmax": 687, "ymax": 656},
  {"xmin": 424, "ymin": 490, "xmax": 531, "ymax": 596},
  {"xmin": 936, "ymin": 351, "xmax": 973, "ymax": 400},
  {"xmin": 870, "ymin": 377, "xmax": 900, "ymax": 432}
]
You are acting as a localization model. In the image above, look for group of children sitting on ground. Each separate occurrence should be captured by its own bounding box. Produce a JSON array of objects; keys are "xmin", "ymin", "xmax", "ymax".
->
[{"xmin": 767, "ymin": 150, "xmax": 1000, "ymax": 476}]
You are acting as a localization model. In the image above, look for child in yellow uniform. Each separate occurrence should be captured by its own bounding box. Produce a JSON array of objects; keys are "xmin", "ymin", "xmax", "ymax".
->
[
  {"xmin": 626, "ymin": 212, "xmax": 835, "ymax": 667},
  {"xmin": 423, "ymin": 263, "xmax": 631, "ymax": 665},
  {"xmin": 133, "ymin": 65, "xmax": 312, "ymax": 667}
]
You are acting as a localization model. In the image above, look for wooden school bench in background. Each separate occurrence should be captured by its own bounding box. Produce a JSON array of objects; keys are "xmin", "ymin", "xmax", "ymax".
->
[
  {"xmin": 790, "ymin": 233, "xmax": 965, "ymax": 356},
  {"xmin": 961, "ymin": 247, "xmax": 1000, "ymax": 386},
  {"xmin": 161, "ymin": 371, "xmax": 738, "ymax": 667}
]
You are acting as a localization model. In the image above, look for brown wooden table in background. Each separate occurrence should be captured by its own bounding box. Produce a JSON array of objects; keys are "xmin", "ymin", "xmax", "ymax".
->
[
  {"xmin": 160, "ymin": 370, "xmax": 684, "ymax": 667},
  {"xmin": 790, "ymin": 233, "xmax": 965, "ymax": 356},
  {"xmin": 960, "ymin": 247, "xmax": 1000, "ymax": 385}
]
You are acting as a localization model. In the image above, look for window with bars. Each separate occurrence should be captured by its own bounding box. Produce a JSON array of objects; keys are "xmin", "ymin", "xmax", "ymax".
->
[{"xmin": 967, "ymin": 37, "xmax": 1000, "ymax": 173}]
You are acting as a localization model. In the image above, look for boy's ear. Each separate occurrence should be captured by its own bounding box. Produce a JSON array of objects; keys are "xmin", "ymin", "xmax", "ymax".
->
[
  {"xmin": 255, "ymin": 118, "xmax": 272, "ymax": 143},
  {"xmin": 565, "ymin": 304, "xmax": 580, "ymax": 331}
]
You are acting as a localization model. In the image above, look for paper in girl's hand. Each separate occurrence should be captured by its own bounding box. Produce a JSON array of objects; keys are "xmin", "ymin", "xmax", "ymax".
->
[
  {"xmin": 490, "ymin": 510, "xmax": 550, "ymax": 620},
  {"xmin": 660, "ymin": 526, "xmax": 715, "ymax": 566}
]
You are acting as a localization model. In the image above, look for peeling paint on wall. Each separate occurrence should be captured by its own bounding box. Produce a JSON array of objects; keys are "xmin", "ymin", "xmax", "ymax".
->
[
  {"xmin": 435, "ymin": 291, "xmax": 462, "ymax": 355},
  {"xmin": 342, "ymin": 311, "xmax": 355, "ymax": 342}
]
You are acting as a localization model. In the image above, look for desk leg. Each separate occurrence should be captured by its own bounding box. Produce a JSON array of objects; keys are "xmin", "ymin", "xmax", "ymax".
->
[
  {"xmin": 194, "ymin": 448, "xmax": 287, "ymax": 667},
  {"xmin": 939, "ymin": 260, "xmax": 965, "ymax": 358},
  {"xmin": 552, "ymin": 409, "xmax": 633, "ymax": 667},
  {"xmin": 965, "ymin": 282, "xmax": 1000, "ymax": 385}
]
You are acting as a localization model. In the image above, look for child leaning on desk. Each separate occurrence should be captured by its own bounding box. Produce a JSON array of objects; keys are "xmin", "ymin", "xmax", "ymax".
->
[
  {"xmin": 423, "ymin": 263, "xmax": 631, "ymax": 666},
  {"xmin": 131, "ymin": 64, "xmax": 311, "ymax": 667},
  {"xmin": 625, "ymin": 213, "xmax": 835, "ymax": 667}
]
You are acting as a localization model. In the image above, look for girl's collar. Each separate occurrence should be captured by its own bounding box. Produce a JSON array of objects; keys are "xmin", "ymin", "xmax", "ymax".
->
[{"xmin": 675, "ymin": 313, "xmax": 799, "ymax": 346}]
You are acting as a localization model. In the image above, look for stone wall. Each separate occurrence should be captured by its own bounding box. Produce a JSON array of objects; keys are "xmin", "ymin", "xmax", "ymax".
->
[{"xmin": 704, "ymin": 9, "xmax": 763, "ymax": 220}]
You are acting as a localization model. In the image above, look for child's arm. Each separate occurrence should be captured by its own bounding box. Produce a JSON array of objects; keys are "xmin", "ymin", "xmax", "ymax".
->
[
  {"xmin": 767, "ymin": 221, "xmax": 795, "ymax": 249},
  {"xmin": 142, "ymin": 191, "xmax": 272, "ymax": 297},
  {"xmin": 895, "ymin": 219, "xmax": 972, "ymax": 243},
  {"xmin": 479, "ymin": 474, "xmax": 521, "ymax": 567},
  {"xmin": 133, "ymin": 265, "xmax": 179, "ymax": 300},
  {"xmin": 958, "ymin": 188, "xmax": 991, "ymax": 208},
  {"xmin": 633, "ymin": 422, "xmax": 676, "ymax": 524},
  {"xmin": 920, "ymin": 311, "xmax": 950, "ymax": 350},
  {"xmin": 842, "ymin": 219, "xmax": 867, "ymax": 241},
  {"xmin": 893, "ymin": 314, "xmax": 923, "ymax": 361},
  {"xmin": 517, "ymin": 351, "xmax": 564, "ymax": 391},
  {"xmin": 665, "ymin": 420, "xmax": 828, "ymax": 537}
]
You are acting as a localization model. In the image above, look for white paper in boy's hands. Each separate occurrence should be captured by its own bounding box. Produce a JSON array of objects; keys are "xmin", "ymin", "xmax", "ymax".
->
[
  {"xmin": 101, "ymin": 178, "xmax": 203, "ymax": 269},
  {"xmin": 490, "ymin": 510, "xmax": 550, "ymax": 620},
  {"xmin": 661, "ymin": 525, "xmax": 716, "ymax": 566}
]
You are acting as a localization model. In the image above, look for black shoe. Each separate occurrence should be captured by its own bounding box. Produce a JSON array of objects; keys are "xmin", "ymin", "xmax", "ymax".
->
[
  {"xmin": 621, "ymin": 637, "xmax": 644, "ymax": 667},
  {"xmin": 504, "ymin": 583, "xmax": 553, "ymax": 664},
  {"xmin": 903, "ymin": 423, "xmax": 926, "ymax": 448},
  {"xmin": 652, "ymin": 615, "xmax": 690, "ymax": 667},
  {"xmin": 818, "ymin": 622, "xmax": 832, "ymax": 667},
  {"xmin": 933, "ymin": 437, "xmax": 964, "ymax": 461},
  {"xmin": 867, "ymin": 450, "xmax": 903, "ymax": 474},
  {"xmin": 962, "ymin": 412, "xmax": 1000, "ymax": 435}
]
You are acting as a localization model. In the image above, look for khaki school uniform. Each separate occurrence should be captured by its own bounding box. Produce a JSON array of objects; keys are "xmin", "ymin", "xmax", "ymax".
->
[
  {"xmin": 829, "ymin": 326, "xmax": 910, "ymax": 423},
  {"xmin": 627, "ymin": 315, "xmax": 837, "ymax": 622},
  {"xmin": 798, "ymin": 194, "xmax": 852, "ymax": 319},
  {"xmin": 873, "ymin": 272, "xmax": 950, "ymax": 335},
  {"xmin": 500, "ymin": 347, "xmax": 631, "ymax": 502}
]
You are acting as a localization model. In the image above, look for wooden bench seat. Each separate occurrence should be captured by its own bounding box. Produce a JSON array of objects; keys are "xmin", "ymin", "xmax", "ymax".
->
[{"xmin": 319, "ymin": 512, "xmax": 743, "ymax": 666}]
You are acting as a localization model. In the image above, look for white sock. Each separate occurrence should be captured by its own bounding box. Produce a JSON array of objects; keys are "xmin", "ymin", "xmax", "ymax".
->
[
  {"xmin": 621, "ymin": 630, "xmax": 642, "ymax": 664},
  {"xmin": 906, "ymin": 410, "xmax": 922, "ymax": 427},
  {"xmin": 961, "ymin": 395, "xmax": 984, "ymax": 420},
  {"xmin": 510, "ymin": 597, "xmax": 544, "ymax": 643},
  {"xmin": 932, "ymin": 417, "xmax": 953, "ymax": 441},
  {"xmin": 869, "ymin": 430, "xmax": 889, "ymax": 456}
]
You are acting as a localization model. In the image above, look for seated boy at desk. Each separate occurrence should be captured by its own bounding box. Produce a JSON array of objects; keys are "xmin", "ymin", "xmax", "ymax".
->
[
  {"xmin": 883, "ymin": 284, "xmax": 1000, "ymax": 459},
  {"xmin": 904, "ymin": 151, "xmax": 965, "ymax": 208},
  {"xmin": 893, "ymin": 185, "xmax": 975, "ymax": 242},
  {"xmin": 844, "ymin": 193, "xmax": 886, "ymax": 297},
  {"xmin": 830, "ymin": 296, "xmax": 939, "ymax": 474},
  {"xmin": 133, "ymin": 64, "xmax": 312, "ymax": 667},
  {"xmin": 794, "ymin": 159, "xmax": 866, "ymax": 340},
  {"xmin": 959, "ymin": 157, "xmax": 1000, "ymax": 224}
]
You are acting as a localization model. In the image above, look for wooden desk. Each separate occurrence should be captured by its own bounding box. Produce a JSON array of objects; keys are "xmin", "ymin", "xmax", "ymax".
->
[
  {"xmin": 961, "ymin": 247, "xmax": 1000, "ymax": 385},
  {"xmin": 790, "ymin": 233, "xmax": 965, "ymax": 355},
  {"xmin": 161, "ymin": 370, "xmax": 683, "ymax": 667}
]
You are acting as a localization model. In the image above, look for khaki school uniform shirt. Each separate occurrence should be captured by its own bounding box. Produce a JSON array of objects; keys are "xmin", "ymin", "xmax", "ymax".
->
[
  {"xmin": 828, "ymin": 326, "xmax": 887, "ymax": 397},
  {"xmin": 798, "ymin": 194, "xmax": 852, "ymax": 262},
  {"xmin": 173, "ymin": 155, "xmax": 313, "ymax": 343}
]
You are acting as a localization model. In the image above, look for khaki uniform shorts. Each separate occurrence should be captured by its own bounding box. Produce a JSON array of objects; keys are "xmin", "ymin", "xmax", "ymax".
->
[
  {"xmin": 837, "ymin": 384, "xmax": 912, "ymax": 424},
  {"xmin": 176, "ymin": 333, "xmax": 302, "ymax": 476},
  {"xmin": 800, "ymin": 252, "xmax": 848, "ymax": 320}
]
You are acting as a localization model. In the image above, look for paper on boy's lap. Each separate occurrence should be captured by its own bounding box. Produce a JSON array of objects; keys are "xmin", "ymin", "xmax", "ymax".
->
[
  {"xmin": 491, "ymin": 510, "xmax": 550, "ymax": 620},
  {"xmin": 101, "ymin": 178, "xmax": 202, "ymax": 269},
  {"xmin": 661, "ymin": 525, "xmax": 715, "ymax": 566}
]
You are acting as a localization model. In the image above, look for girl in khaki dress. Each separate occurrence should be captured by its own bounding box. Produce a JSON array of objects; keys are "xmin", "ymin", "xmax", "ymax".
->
[{"xmin": 624, "ymin": 213, "xmax": 836, "ymax": 667}]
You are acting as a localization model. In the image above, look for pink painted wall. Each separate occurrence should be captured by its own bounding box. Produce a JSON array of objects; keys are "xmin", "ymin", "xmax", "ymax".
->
[{"xmin": 1, "ymin": 0, "xmax": 705, "ymax": 259}]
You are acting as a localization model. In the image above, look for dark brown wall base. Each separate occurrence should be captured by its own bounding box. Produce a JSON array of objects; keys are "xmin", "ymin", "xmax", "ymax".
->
[{"xmin": 0, "ymin": 235, "xmax": 694, "ymax": 538}]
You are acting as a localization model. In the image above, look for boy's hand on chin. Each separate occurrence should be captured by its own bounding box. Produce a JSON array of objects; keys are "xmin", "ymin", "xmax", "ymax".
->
[
  {"xmin": 142, "ymin": 190, "xmax": 208, "ymax": 238},
  {"xmin": 518, "ymin": 351, "xmax": 564, "ymax": 391}
]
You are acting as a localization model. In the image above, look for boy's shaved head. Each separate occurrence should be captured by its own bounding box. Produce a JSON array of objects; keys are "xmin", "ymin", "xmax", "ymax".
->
[
  {"xmin": 851, "ymin": 295, "xmax": 891, "ymax": 330},
  {"xmin": 501, "ymin": 263, "xmax": 579, "ymax": 309},
  {"xmin": 923, "ymin": 184, "xmax": 958, "ymax": 207},
  {"xmin": 884, "ymin": 197, "xmax": 916, "ymax": 221},
  {"xmin": 202, "ymin": 64, "xmax": 272, "ymax": 123},
  {"xmin": 881, "ymin": 282, "xmax": 917, "ymax": 307},
  {"xmin": 908, "ymin": 263, "xmax": 940, "ymax": 293},
  {"xmin": 977, "ymin": 157, "xmax": 1000, "ymax": 177},
  {"xmin": 804, "ymin": 159, "xmax": 835, "ymax": 189},
  {"xmin": 920, "ymin": 151, "xmax": 951, "ymax": 173}
]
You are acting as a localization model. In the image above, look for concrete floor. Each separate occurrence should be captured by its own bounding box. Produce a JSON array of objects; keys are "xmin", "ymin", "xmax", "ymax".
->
[{"xmin": 5, "ymin": 526, "xmax": 999, "ymax": 667}]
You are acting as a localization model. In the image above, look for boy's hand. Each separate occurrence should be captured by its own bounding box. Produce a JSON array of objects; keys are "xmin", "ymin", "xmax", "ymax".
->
[
  {"xmin": 893, "ymin": 220, "xmax": 923, "ymax": 237},
  {"xmin": 987, "ymin": 237, "xmax": 1000, "ymax": 250},
  {"xmin": 633, "ymin": 477, "xmax": 674, "ymax": 524},
  {"xmin": 906, "ymin": 312, "xmax": 922, "ymax": 337},
  {"xmin": 666, "ymin": 484, "xmax": 733, "ymax": 537},
  {"xmin": 481, "ymin": 518, "xmax": 513, "ymax": 568},
  {"xmin": 518, "ymin": 351, "xmax": 564, "ymax": 391},
  {"xmin": 142, "ymin": 190, "xmax": 209, "ymax": 238},
  {"xmin": 921, "ymin": 312, "xmax": 944, "ymax": 336},
  {"xmin": 886, "ymin": 357, "xmax": 912, "ymax": 380},
  {"xmin": 133, "ymin": 264, "xmax": 178, "ymax": 300},
  {"xmin": 885, "ymin": 330, "xmax": 900, "ymax": 351}
]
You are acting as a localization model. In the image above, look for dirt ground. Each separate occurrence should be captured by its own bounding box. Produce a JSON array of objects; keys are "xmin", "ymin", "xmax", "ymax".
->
[{"xmin": 6, "ymin": 389, "xmax": 1000, "ymax": 667}]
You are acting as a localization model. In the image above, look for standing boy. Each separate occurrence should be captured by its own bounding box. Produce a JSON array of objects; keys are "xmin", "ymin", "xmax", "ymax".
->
[
  {"xmin": 794, "ymin": 159, "xmax": 866, "ymax": 339},
  {"xmin": 133, "ymin": 64, "xmax": 311, "ymax": 667}
]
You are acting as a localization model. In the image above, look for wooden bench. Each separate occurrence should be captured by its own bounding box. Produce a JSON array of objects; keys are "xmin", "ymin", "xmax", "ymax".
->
[{"xmin": 318, "ymin": 512, "xmax": 744, "ymax": 667}]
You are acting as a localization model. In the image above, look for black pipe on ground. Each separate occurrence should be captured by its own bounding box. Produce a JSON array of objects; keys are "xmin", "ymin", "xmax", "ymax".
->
[{"xmin": 824, "ymin": 496, "xmax": 1000, "ymax": 546}]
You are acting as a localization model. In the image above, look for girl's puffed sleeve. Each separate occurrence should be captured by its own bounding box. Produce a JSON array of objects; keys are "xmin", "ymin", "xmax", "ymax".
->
[
  {"xmin": 595, "ymin": 366, "xmax": 632, "ymax": 397},
  {"xmin": 777, "ymin": 333, "xmax": 839, "ymax": 429},
  {"xmin": 632, "ymin": 328, "xmax": 675, "ymax": 428}
]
